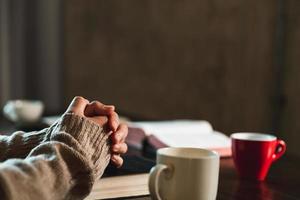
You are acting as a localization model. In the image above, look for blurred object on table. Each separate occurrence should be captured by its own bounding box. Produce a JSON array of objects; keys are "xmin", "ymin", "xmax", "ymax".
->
[
  {"xmin": 2, "ymin": 100, "xmax": 47, "ymax": 131},
  {"xmin": 3, "ymin": 100, "xmax": 44, "ymax": 124}
]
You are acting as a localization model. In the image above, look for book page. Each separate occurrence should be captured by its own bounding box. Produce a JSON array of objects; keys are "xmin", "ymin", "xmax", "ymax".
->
[
  {"xmin": 85, "ymin": 174, "xmax": 149, "ymax": 200},
  {"xmin": 153, "ymin": 131, "xmax": 230, "ymax": 148},
  {"xmin": 129, "ymin": 120, "xmax": 213, "ymax": 136}
]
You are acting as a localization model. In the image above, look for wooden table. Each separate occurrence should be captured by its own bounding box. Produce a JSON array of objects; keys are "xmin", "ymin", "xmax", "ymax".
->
[
  {"xmin": 121, "ymin": 155, "xmax": 300, "ymax": 200},
  {"xmin": 1, "ymin": 119, "xmax": 299, "ymax": 200},
  {"xmin": 217, "ymin": 156, "xmax": 300, "ymax": 200}
]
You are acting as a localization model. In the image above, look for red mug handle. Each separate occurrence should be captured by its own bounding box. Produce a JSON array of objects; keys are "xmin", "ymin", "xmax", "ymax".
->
[{"xmin": 272, "ymin": 139, "xmax": 286, "ymax": 162}]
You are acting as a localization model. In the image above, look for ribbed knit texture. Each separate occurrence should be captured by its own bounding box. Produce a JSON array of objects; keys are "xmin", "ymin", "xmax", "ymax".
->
[
  {"xmin": 51, "ymin": 113, "xmax": 111, "ymax": 178},
  {"xmin": 0, "ymin": 130, "xmax": 47, "ymax": 161},
  {"xmin": 0, "ymin": 113, "xmax": 112, "ymax": 200}
]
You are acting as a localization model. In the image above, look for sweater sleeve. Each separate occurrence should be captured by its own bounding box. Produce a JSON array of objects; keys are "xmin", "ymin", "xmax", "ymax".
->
[
  {"xmin": 0, "ymin": 114, "xmax": 111, "ymax": 200},
  {"xmin": 0, "ymin": 126, "xmax": 54, "ymax": 162}
]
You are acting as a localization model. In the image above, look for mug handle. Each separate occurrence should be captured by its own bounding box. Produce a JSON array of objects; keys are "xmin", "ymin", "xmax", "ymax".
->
[
  {"xmin": 148, "ymin": 164, "xmax": 169, "ymax": 200},
  {"xmin": 272, "ymin": 139, "xmax": 286, "ymax": 162}
]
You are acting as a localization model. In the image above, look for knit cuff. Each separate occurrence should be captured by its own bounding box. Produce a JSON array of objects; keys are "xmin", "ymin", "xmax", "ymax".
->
[
  {"xmin": 58, "ymin": 113, "xmax": 111, "ymax": 148},
  {"xmin": 52, "ymin": 113, "xmax": 112, "ymax": 178}
]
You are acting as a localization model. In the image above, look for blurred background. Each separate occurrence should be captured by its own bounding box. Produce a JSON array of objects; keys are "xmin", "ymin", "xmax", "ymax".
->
[{"xmin": 0, "ymin": 0, "xmax": 299, "ymax": 157}]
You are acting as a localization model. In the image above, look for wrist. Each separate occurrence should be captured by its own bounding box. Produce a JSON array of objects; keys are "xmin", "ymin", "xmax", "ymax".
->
[{"xmin": 51, "ymin": 113, "xmax": 112, "ymax": 178}]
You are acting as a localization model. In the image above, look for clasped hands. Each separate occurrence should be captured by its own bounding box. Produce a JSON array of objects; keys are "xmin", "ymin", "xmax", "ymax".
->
[{"xmin": 66, "ymin": 96, "xmax": 128, "ymax": 167}]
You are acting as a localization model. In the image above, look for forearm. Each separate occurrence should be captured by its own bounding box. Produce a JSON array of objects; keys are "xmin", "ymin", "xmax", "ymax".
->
[
  {"xmin": 0, "ymin": 129, "xmax": 50, "ymax": 162},
  {"xmin": 0, "ymin": 114, "xmax": 111, "ymax": 200},
  {"xmin": 0, "ymin": 141, "xmax": 91, "ymax": 200}
]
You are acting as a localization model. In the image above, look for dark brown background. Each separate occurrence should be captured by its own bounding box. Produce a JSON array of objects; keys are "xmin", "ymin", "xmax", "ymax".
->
[{"xmin": 63, "ymin": 0, "xmax": 300, "ymax": 157}]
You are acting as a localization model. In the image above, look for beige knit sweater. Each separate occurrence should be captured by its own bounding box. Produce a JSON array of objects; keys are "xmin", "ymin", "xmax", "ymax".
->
[{"xmin": 0, "ymin": 113, "xmax": 111, "ymax": 200}]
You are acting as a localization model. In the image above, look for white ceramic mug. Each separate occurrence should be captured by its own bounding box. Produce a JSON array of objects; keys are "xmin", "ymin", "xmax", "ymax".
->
[
  {"xmin": 148, "ymin": 147, "xmax": 220, "ymax": 200},
  {"xmin": 3, "ymin": 100, "xmax": 44, "ymax": 124}
]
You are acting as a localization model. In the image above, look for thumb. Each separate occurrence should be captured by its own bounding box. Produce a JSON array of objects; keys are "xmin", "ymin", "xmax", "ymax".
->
[{"xmin": 66, "ymin": 96, "xmax": 89, "ymax": 115}]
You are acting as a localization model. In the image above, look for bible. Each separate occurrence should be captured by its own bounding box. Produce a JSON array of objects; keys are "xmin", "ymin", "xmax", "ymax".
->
[{"xmin": 126, "ymin": 120, "xmax": 231, "ymax": 158}]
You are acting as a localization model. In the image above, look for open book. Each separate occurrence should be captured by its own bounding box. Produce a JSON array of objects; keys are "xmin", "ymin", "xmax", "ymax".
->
[{"xmin": 127, "ymin": 120, "xmax": 231, "ymax": 157}]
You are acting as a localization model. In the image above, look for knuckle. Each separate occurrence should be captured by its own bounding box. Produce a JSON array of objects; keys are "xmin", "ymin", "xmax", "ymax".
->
[
  {"xmin": 124, "ymin": 130, "xmax": 128, "ymax": 138},
  {"xmin": 74, "ymin": 96, "xmax": 85, "ymax": 101},
  {"xmin": 121, "ymin": 123, "xmax": 128, "ymax": 132},
  {"xmin": 112, "ymin": 112, "xmax": 119, "ymax": 118},
  {"xmin": 74, "ymin": 96, "xmax": 88, "ymax": 103},
  {"xmin": 91, "ymin": 100, "xmax": 101, "ymax": 106},
  {"xmin": 92, "ymin": 101, "xmax": 106, "ymax": 110}
]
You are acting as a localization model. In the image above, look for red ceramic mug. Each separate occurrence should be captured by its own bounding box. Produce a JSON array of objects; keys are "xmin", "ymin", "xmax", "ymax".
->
[{"xmin": 231, "ymin": 133, "xmax": 286, "ymax": 181}]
